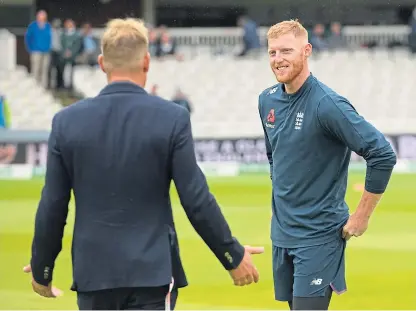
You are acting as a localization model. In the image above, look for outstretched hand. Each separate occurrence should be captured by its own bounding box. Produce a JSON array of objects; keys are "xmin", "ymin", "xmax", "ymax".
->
[
  {"xmin": 23, "ymin": 264, "xmax": 63, "ymax": 298},
  {"xmin": 229, "ymin": 245, "xmax": 264, "ymax": 286}
]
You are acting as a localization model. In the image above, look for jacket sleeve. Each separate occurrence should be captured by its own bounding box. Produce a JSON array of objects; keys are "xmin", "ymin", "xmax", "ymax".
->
[
  {"xmin": 170, "ymin": 108, "xmax": 245, "ymax": 270},
  {"xmin": 317, "ymin": 95, "xmax": 397, "ymax": 194},
  {"xmin": 46, "ymin": 24, "xmax": 52, "ymax": 50},
  {"xmin": 30, "ymin": 113, "xmax": 71, "ymax": 286},
  {"xmin": 258, "ymin": 94, "xmax": 273, "ymax": 180}
]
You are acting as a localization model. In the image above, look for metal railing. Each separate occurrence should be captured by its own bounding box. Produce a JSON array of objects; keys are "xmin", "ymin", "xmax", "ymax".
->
[
  {"xmin": 91, "ymin": 25, "xmax": 412, "ymax": 47},
  {"xmin": 7, "ymin": 24, "xmax": 413, "ymax": 47}
]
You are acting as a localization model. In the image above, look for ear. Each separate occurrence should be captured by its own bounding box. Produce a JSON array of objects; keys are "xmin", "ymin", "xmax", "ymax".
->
[
  {"xmin": 143, "ymin": 52, "xmax": 150, "ymax": 73},
  {"xmin": 304, "ymin": 43, "xmax": 312, "ymax": 58},
  {"xmin": 98, "ymin": 54, "xmax": 106, "ymax": 73}
]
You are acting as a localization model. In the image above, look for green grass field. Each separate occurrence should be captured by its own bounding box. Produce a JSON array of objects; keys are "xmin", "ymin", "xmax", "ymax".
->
[{"xmin": 1, "ymin": 172, "xmax": 415, "ymax": 310}]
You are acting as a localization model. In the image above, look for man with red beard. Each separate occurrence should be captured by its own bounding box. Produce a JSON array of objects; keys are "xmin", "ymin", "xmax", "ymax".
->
[{"xmin": 258, "ymin": 20, "xmax": 396, "ymax": 310}]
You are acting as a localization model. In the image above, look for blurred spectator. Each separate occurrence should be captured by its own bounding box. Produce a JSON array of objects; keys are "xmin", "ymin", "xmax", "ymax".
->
[
  {"xmin": 150, "ymin": 84, "xmax": 159, "ymax": 95},
  {"xmin": 61, "ymin": 19, "xmax": 82, "ymax": 93},
  {"xmin": 409, "ymin": 6, "xmax": 416, "ymax": 54},
  {"xmin": 309, "ymin": 24, "xmax": 328, "ymax": 52},
  {"xmin": 327, "ymin": 22, "xmax": 348, "ymax": 50},
  {"xmin": 148, "ymin": 28, "xmax": 158, "ymax": 57},
  {"xmin": 0, "ymin": 94, "xmax": 11, "ymax": 129},
  {"xmin": 236, "ymin": 15, "xmax": 261, "ymax": 58},
  {"xmin": 156, "ymin": 27, "xmax": 181, "ymax": 60},
  {"xmin": 172, "ymin": 88, "xmax": 192, "ymax": 114},
  {"xmin": 411, "ymin": 6, "xmax": 416, "ymax": 32},
  {"xmin": 48, "ymin": 19, "xmax": 64, "ymax": 90},
  {"xmin": 25, "ymin": 10, "xmax": 52, "ymax": 87},
  {"xmin": 158, "ymin": 31, "xmax": 176, "ymax": 56},
  {"xmin": 77, "ymin": 23, "xmax": 99, "ymax": 66}
]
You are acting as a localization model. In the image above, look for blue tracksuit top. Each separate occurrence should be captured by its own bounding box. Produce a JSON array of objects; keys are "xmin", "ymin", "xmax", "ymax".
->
[{"xmin": 258, "ymin": 74, "xmax": 396, "ymax": 248}]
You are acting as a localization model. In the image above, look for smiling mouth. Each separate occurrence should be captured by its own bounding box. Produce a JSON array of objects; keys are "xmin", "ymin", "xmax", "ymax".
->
[{"xmin": 276, "ymin": 66, "xmax": 289, "ymax": 71}]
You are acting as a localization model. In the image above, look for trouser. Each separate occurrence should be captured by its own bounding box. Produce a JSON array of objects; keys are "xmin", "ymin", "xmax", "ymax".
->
[
  {"xmin": 409, "ymin": 33, "xmax": 416, "ymax": 54},
  {"xmin": 77, "ymin": 52, "xmax": 98, "ymax": 67},
  {"xmin": 30, "ymin": 52, "xmax": 50, "ymax": 87},
  {"xmin": 62, "ymin": 61, "xmax": 75, "ymax": 91},
  {"xmin": 77, "ymin": 285, "xmax": 178, "ymax": 310},
  {"xmin": 48, "ymin": 51, "xmax": 64, "ymax": 90}
]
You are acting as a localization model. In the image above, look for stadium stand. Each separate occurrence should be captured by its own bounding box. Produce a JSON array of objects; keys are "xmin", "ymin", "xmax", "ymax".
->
[
  {"xmin": 0, "ymin": 29, "xmax": 62, "ymax": 130},
  {"xmin": 2, "ymin": 25, "xmax": 416, "ymax": 137},
  {"xmin": 73, "ymin": 48, "xmax": 416, "ymax": 138},
  {"xmin": 0, "ymin": 65, "xmax": 62, "ymax": 130}
]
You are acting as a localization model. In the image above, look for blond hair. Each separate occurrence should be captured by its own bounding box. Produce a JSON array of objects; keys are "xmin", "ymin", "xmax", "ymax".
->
[
  {"xmin": 101, "ymin": 18, "xmax": 149, "ymax": 72},
  {"xmin": 267, "ymin": 19, "xmax": 308, "ymax": 40}
]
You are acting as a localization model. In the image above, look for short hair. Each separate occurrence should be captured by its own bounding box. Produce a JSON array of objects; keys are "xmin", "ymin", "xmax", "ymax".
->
[
  {"xmin": 101, "ymin": 18, "xmax": 149, "ymax": 73},
  {"xmin": 267, "ymin": 19, "xmax": 308, "ymax": 40}
]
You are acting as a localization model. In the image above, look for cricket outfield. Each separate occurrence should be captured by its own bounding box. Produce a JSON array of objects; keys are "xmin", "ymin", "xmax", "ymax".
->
[{"xmin": 0, "ymin": 172, "xmax": 415, "ymax": 309}]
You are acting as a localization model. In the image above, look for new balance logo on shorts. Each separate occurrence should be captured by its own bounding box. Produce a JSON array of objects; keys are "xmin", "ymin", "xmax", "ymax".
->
[{"xmin": 310, "ymin": 278, "xmax": 322, "ymax": 285}]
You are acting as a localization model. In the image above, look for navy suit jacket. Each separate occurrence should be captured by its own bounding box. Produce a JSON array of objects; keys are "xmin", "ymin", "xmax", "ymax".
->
[{"xmin": 30, "ymin": 82, "xmax": 245, "ymax": 292}]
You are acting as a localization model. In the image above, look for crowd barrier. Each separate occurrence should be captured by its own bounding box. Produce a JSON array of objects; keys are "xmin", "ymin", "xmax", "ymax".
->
[{"xmin": 91, "ymin": 25, "xmax": 411, "ymax": 47}]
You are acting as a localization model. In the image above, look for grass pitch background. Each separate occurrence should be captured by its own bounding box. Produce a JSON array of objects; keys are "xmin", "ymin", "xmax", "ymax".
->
[{"xmin": 0, "ymin": 172, "xmax": 415, "ymax": 309}]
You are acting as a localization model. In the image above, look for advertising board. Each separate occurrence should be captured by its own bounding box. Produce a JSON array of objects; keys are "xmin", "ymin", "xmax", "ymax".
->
[{"xmin": 1, "ymin": 134, "xmax": 416, "ymax": 178}]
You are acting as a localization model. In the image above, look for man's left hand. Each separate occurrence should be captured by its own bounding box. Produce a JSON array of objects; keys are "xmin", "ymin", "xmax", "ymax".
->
[
  {"xmin": 23, "ymin": 265, "xmax": 63, "ymax": 298},
  {"xmin": 342, "ymin": 212, "xmax": 369, "ymax": 240}
]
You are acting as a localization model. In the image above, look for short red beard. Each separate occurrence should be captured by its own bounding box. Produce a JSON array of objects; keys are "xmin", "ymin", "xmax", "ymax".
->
[{"xmin": 275, "ymin": 59, "xmax": 304, "ymax": 84}]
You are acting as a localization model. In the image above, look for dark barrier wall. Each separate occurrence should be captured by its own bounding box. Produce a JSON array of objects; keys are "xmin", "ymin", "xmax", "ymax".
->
[
  {"xmin": 16, "ymin": 35, "xmax": 30, "ymax": 71},
  {"xmin": 0, "ymin": 5, "xmax": 33, "ymax": 28},
  {"xmin": 157, "ymin": 5, "xmax": 246, "ymax": 27},
  {"xmin": 35, "ymin": 0, "xmax": 143, "ymax": 27}
]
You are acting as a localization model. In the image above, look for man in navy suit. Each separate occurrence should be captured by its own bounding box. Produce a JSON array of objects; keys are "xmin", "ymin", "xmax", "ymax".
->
[{"xmin": 23, "ymin": 18, "xmax": 263, "ymax": 310}]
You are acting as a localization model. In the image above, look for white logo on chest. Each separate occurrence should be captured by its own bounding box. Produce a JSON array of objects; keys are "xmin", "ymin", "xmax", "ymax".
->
[
  {"xmin": 295, "ymin": 112, "xmax": 304, "ymax": 130},
  {"xmin": 268, "ymin": 87, "xmax": 277, "ymax": 95}
]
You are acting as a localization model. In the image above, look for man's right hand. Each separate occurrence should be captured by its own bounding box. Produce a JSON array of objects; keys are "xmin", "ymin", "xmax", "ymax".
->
[{"xmin": 229, "ymin": 245, "xmax": 264, "ymax": 286}]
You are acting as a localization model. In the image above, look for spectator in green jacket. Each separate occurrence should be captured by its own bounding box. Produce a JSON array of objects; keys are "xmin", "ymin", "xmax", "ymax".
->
[{"xmin": 61, "ymin": 19, "xmax": 82, "ymax": 93}]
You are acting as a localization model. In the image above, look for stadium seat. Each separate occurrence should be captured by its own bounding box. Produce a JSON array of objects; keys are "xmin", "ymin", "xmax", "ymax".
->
[
  {"xmin": 67, "ymin": 49, "xmax": 416, "ymax": 138},
  {"xmin": 0, "ymin": 66, "xmax": 62, "ymax": 130}
]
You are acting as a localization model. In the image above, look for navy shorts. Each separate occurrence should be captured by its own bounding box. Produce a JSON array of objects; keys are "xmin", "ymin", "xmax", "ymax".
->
[{"xmin": 272, "ymin": 237, "xmax": 347, "ymax": 301}]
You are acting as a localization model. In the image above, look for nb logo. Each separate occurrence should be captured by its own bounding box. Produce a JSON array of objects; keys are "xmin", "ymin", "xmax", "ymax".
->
[
  {"xmin": 310, "ymin": 278, "xmax": 322, "ymax": 285},
  {"xmin": 268, "ymin": 87, "xmax": 277, "ymax": 95}
]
